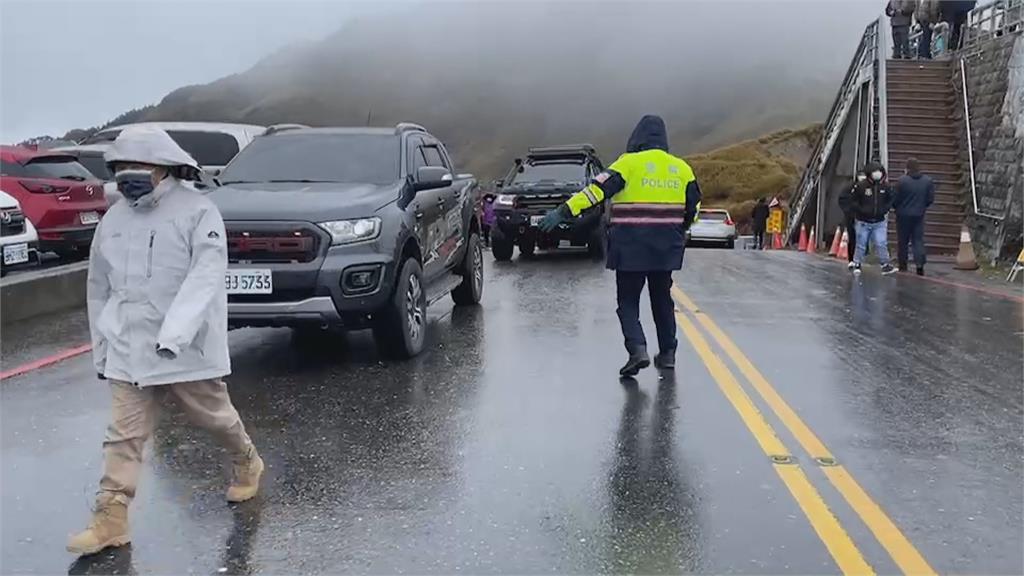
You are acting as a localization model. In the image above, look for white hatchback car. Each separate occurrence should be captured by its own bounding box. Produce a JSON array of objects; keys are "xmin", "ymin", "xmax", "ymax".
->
[
  {"xmin": 0, "ymin": 190, "xmax": 39, "ymax": 276},
  {"xmin": 79, "ymin": 122, "xmax": 266, "ymax": 177},
  {"xmin": 687, "ymin": 208, "xmax": 738, "ymax": 249}
]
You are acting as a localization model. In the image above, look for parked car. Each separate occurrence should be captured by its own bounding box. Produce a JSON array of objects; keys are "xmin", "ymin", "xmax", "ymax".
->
[
  {"xmin": 491, "ymin": 144, "xmax": 606, "ymax": 260},
  {"xmin": 687, "ymin": 208, "xmax": 738, "ymax": 248},
  {"xmin": 51, "ymin": 144, "xmax": 113, "ymax": 181},
  {"xmin": 80, "ymin": 122, "xmax": 266, "ymax": 177},
  {"xmin": 0, "ymin": 146, "xmax": 106, "ymax": 258},
  {"xmin": 210, "ymin": 123, "xmax": 484, "ymax": 358},
  {"xmin": 0, "ymin": 190, "xmax": 39, "ymax": 276}
]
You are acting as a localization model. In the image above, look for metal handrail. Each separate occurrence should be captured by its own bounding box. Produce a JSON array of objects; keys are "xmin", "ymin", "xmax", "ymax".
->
[
  {"xmin": 877, "ymin": 19, "xmax": 890, "ymax": 169},
  {"xmin": 963, "ymin": 0, "xmax": 1023, "ymax": 51},
  {"xmin": 959, "ymin": 57, "xmax": 1005, "ymax": 220},
  {"xmin": 786, "ymin": 18, "xmax": 881, "ymax": 241}
]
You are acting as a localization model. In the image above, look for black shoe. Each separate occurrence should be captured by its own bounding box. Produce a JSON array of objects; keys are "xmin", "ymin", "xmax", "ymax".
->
[
  {"xmin": 916, "ymin": 266, "xmax": 925, "ymax": 276},
  {"xmin": 619, "ymin": 347, "xmax": 651, "ymax": 377},
  {"xmin": 881, "ymin": 263, "xmax": 897, "ymax": 275},
  {"xmin": 654, "ymin": 350, "xmax": 676, "ymax": 370}
]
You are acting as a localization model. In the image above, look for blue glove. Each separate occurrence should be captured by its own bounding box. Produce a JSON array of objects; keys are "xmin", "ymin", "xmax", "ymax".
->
[{"xmin": 539, "ymin": 204, "xmax": 569, "ymax": 232}]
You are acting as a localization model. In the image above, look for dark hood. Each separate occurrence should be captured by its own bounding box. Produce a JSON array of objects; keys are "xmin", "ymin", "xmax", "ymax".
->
[
  {"xmin": 863, "ymin": 161, "xmax": 888, "ymax": 181},
  {"xmin": 626, "ymin": 115, "xmax": 669, "ymax": 153},
  {"xmin": 209, "ymin": 182, "xmax": 398, "ymax": 221}
]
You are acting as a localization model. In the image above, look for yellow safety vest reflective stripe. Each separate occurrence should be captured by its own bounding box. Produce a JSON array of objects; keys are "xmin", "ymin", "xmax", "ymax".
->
[{"xmin": 565, "ymin": 149, "xmax": 700, "ymax": 220}]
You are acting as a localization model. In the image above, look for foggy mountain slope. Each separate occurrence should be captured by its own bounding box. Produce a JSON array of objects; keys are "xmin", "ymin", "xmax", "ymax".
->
[{"xmin": 70, "ymin": 1, "xmax": 874, "ymax": 178}]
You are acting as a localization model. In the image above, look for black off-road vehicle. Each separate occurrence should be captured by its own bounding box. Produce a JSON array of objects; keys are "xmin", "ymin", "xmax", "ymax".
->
[{"xmin": 490, "ymin": 145, "xmax": 606, "ymax": 260}]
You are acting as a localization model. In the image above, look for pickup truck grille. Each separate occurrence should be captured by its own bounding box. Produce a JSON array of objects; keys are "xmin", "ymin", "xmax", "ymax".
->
[
  {"xmin": 515, "ymin": 193, "xmax": 572, "ymax": 213},
  {"xmin": 226, "ymin": 225, "xmax": 322, "ymax": 264},
  {"xmin": 0, "ymin": 209, "xmax": 26, "ymax": 237}
]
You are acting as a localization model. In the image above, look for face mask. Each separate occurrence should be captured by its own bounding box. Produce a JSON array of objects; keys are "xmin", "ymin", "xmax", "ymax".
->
[
  {"xmin": 116, "ymin": 169, "xmax": 156, "ymax": 202},
  {"xmin": 871, "ymin": 171, "xmax": 883, "ymax": 181},
  {"xmin": 857, "ymin": 174, "xmax": 867, "ymax": 182}
]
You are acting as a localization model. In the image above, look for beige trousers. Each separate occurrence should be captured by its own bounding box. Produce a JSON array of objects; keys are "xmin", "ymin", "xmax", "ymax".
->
[{"xmin": 100, "ymin": 379, "xmax": 253, "ymax": 502}]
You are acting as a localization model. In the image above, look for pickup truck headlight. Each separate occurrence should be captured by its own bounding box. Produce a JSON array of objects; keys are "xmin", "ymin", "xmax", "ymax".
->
[
  {"xmin": 319, "ymin": 217, "xmax": 381, "ymax": 245},
  {"xmin": 495, "ymin": 194, "xmax": 516, "ymax": 207}
]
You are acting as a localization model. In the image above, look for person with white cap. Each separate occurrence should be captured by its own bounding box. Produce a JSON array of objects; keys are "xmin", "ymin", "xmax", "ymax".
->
[{"xmin": 68, "ymin": 126, "xmax": 263, "ymax": 556}]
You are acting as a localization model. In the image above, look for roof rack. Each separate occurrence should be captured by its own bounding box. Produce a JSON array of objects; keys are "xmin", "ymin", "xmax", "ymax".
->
[
  {"xmin": 395, "ymin": 122, "xmax": 427, "ymax": 134},
  {"xmin": 527, "ymin": 144, "xmax": 596, "ymax": 156}
]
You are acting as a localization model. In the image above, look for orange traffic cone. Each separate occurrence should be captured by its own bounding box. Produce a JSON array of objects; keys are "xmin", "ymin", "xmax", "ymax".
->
[
  {"xmin": 837, "ymin": 229, "xmax": 849, "ymax": 259},
  {"xmin": 829, "ymin": 226, "xmax": 843, "ymax": 257},
  {"xmin": 806, "ymin": 226, "xmax": 817, "ymax": 254},
  {"xmin": 954, "ymin": 225, "xmax": 979, "ymax": 270},
  {"xmin": 797, "ymin": 224, "xmax": 808, "ymax": 251},
  {"xmin": 772, "ymin": 232, "xmax": 784, "ymax": 250}
]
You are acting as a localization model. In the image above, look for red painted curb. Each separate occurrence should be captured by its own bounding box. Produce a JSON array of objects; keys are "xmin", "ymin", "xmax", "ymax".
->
[
  {"xmin": 0, "ymin": 344, "xmax": 92, "ymax": 381},
  {"xmin": 910, "ymin": 274, "xmax": 1024, "ymax": 303}
]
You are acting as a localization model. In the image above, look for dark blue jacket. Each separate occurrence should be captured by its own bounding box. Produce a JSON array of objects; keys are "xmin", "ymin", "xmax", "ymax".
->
[
  {"xmin": 604, "ymin": 115, "xmax": 702, "ymax": 272},
  {"xmin": 894, "ymin": 173, "xmax": 935, "ymax": 218}
]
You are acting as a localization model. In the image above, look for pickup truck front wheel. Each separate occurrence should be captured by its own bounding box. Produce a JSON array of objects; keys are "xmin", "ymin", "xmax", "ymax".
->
[
  {"xmin": 452, "ymin": 232, "xmax": 483, "ymax": 306},
  {"xmin": 373, "ymin": 258, "xmax": 426, "ymax": 359}
]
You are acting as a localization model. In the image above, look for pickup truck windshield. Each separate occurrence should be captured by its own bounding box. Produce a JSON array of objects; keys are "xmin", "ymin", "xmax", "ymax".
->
[
  {"xmin": 511, "ymin": 161, "xmax": 586, "ymax": 185},
  {"xmin": 220, "ymin": 134, "xmax": 400, "ymax": 185}
]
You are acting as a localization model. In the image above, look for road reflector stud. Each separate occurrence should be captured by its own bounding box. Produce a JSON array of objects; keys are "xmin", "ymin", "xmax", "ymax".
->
[
  {"xmin": 816, "ymin": 456, "xmax": 838, "ymax": 467},
  {"xmin": 771, "ymin": 454, "xmax": 796, "ymax": 465}
]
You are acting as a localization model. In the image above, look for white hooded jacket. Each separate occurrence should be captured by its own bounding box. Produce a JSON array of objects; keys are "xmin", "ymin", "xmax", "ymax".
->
[{"xmin": 88, "ymin": 128, "xmax": 230, "ymax": 386}]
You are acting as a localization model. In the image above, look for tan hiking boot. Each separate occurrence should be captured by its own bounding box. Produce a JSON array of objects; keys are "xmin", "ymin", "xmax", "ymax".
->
[
  {"xmin": 67, "ymin": 493, "xmax": 130, "ymax": 555},
  {"xmin": 226, "ymin": 447, "xmax": 264, "ymax": 503}
]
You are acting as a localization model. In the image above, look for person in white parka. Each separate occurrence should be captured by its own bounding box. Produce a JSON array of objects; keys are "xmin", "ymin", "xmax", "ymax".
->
[{"xmin": 68, "ymin": 126, "xmax": 263, "ymax": 556}]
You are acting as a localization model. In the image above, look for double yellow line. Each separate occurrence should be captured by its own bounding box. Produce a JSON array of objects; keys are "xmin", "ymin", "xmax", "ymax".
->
[{"xmin": 671, "ymin": 285, "xmax": 935, "ymax": 576}]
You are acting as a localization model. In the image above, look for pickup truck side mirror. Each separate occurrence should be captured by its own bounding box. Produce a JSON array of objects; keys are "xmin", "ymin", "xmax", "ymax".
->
[{"xmin": 413, "ymin": 166, "xmax": 452, "ymax": 192}]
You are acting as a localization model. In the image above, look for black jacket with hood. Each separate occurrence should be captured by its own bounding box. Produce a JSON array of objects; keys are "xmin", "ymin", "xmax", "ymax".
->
[
  {"xmin": 851, "ymin": 162, "xmax": 894, "ymax": 223},
  {"xmin": 601, "ymin": 115, "xmax": 702, "ymax": 272}
]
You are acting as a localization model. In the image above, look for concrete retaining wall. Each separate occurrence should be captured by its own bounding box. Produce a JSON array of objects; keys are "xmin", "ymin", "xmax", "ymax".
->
[
  {"xmin": 1, "ymin": 263, "xmax": 88, "ymax": 325},
  {"xmin": 953, "ymin": 32, "xmax": 1024, "ymax": 261}
]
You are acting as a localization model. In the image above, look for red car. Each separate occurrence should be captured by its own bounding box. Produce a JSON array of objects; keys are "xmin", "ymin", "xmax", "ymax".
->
[{"xmin": 0, "ymin": 146, "xmax": 107, "ymax": 258}]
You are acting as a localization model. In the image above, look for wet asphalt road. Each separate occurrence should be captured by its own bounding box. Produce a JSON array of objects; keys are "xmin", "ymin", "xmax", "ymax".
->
[{"xmin": 1, "ymin": 248, "xmax": 1021, "ymax": 574}]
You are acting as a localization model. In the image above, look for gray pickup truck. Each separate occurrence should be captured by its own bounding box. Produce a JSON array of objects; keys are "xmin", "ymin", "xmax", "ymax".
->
[{"xmin": 209, "ymin": 123, "xmax": 484, "ymax": 358}]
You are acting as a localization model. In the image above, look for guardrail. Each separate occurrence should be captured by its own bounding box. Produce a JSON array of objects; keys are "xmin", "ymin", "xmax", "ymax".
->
[{"xmin": 963, "ymin": 0, "xmax": 1023, "ymax": 51}]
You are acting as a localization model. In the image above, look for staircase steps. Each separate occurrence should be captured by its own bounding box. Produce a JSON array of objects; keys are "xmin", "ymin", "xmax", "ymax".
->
[{"xmin": 884, "ymin": 59, "xmax": 966, "ymax": 256}]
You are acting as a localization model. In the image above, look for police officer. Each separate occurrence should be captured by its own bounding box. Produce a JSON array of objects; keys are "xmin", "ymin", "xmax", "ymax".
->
[
  {"xmin": 68, "ymin": 127, "xmax": 263, "ymax": 556},
  {"xmin": 539, "ymin": 115, "xmax": 701, "ymax": 376}
]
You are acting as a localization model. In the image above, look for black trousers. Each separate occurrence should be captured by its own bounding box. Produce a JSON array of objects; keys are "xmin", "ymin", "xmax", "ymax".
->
[
  {"xmin": 896, "ymin": 215, "xmax": 927, "ymax": 269},
  {"xmin": 918, "ymin": 24, "xmax": 933, "ymax": 59},
  {"xmin": 616, "ymin": 271, "xmax": 677, "ymax": 355},
  {"xmin": 845, "ymin": 218, "xmax": 857, "ymax": 262},
  {"xmin": 893, "ymin": 25, "xmax": 911, "ymax": 59}
]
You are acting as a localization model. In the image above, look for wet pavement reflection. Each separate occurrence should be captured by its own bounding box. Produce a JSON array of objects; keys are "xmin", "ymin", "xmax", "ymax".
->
[{"xmin": 0, "ymin": 249, "xmax": 1020, "ymax": 574}]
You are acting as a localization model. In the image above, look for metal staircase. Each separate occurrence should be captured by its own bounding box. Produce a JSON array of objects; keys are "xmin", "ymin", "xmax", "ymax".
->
[
  {"xmin": 787, "ymin": 17, "xmax": 886, "ymax": 243},
  {"xmin": 790, "ymin": 0, "xmax": 1022, "ymax": 255}
]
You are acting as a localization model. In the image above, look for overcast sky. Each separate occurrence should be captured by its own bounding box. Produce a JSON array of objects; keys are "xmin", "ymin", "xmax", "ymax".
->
[
  {"xmin": 0, "ymin": 0, "xmax": 406, "ymax": 144},
  {"xmin": 0, "ymin": 0, "xmax": 884, "ymax": 145}
]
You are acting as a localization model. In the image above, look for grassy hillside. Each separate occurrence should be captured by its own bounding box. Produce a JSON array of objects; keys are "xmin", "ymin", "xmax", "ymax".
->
[{"xmin": 687, "ymin": 124, "xmax": 821, "ymax": 231}]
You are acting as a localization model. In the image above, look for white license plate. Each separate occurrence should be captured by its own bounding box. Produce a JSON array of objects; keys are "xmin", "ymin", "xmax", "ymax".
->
[
  {"xmin": 3, "ymin": 243, "xmax": 29, "ymax": 265},
  {"xmin": 225, "ymin": 269, "xmax": 273, "ymax": 294},
  {"xmin": 530, "ymin": 215, "xmax": 544, "ymax": 226},
  {"xmin": 80, "ymin": 211, "xmax": 100, "ymax": 225}
]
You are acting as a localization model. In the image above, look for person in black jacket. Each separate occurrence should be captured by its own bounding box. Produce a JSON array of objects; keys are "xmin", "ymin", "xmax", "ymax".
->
[
  {"xmin": 750, "ymin": 197, "xmax": 769, "ymax": 249},
  {"xmin": 838, "ymin": 171, "xmax": 867, "ymax": 267},
  {"xmin": 894, "ymin": 158, "xmax": 935, "ymax": 275},
  {"xmin": 851, "ymin": 161, "xmax": 897, "ymax": 275}
]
